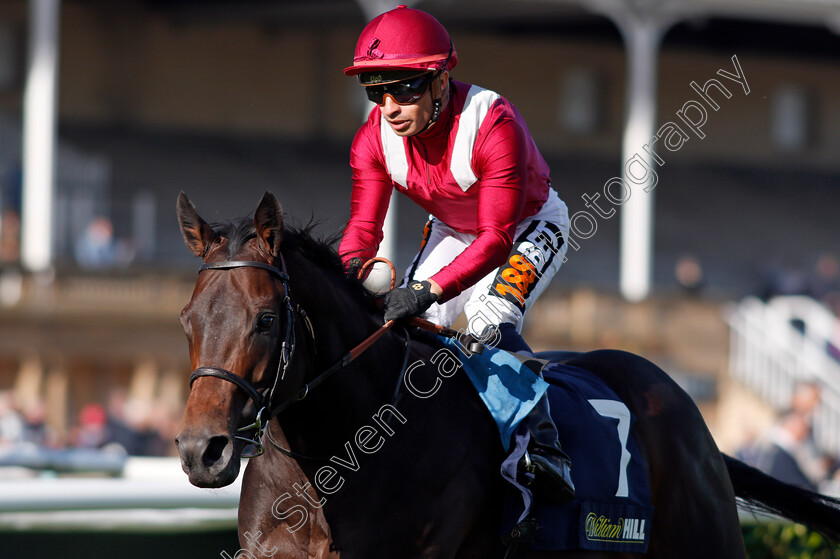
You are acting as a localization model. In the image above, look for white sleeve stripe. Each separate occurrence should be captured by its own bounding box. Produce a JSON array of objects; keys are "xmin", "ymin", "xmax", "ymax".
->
[
  {"xmin": 450, "ymin": 85, "xmax": 501, "ymax": 192},
  {"xmin": 380, "ymin": 116, "xmax": 408, "ymax": 188}
]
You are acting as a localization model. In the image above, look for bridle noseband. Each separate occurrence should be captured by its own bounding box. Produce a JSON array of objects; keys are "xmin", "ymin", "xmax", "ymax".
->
[{"xmin": 189, "ymin": 258, "xmax": 301, "ymax": 457}]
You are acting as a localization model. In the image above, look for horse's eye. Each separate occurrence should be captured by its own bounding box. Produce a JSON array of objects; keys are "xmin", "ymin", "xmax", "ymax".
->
[{"xmin": 256, "ymin": 313, "xmax": 276, "ymax": 332}]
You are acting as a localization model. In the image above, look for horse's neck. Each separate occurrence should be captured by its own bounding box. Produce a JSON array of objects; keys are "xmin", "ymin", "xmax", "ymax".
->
[
  {"xmin": 287, "ymin": 259, "xmax": 383, "ymax": 367},
  {"xmin": 283, "ymin": 256, "xmax": 405, "ymax": 446}
]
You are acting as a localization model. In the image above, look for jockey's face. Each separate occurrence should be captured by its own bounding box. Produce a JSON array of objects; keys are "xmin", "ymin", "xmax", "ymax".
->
[{"xmin": 379, "ymin": 71, "xmax": 448, "ymax": 137}]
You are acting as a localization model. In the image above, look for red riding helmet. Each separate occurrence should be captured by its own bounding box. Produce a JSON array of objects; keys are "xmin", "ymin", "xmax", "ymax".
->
[{"xmin": 344, "ymin": 5, "xmax": 458, "ymax": 77}]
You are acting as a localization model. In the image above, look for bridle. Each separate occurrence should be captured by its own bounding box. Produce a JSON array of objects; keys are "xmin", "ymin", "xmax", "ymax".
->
[
  {"xmin": 188, "ymin": 257, "xmax": 300, "ymax": 457},
  {"xmin": 187, "ymin": 256, "xmax": 400, "ymax": 458}
]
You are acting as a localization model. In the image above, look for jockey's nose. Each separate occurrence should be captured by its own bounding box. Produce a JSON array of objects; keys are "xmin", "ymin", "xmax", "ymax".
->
[{"xmin": 381, "ymin": 94, "xmax": 401, "ymax": 116}]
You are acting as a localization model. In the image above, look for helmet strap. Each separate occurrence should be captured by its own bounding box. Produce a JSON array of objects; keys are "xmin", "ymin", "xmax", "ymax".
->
[{"xmin": 421, "ymin": 71, "xmax": 447, "ymax": 133}]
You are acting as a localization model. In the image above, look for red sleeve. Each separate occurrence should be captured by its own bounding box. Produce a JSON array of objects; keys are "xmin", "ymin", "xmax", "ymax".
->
[
  {"xmin": 338, "ymin": 119, "xmax": 394, "ymax": 267},
  {"xmin": 431, "ymin": 114, "xmax": 527, "ymax": 302}
]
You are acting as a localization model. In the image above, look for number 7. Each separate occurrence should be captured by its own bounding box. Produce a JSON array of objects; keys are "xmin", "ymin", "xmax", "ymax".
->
[{"xmin": 588, "ymin": 399, "xmax": 632, "ymax": 498}]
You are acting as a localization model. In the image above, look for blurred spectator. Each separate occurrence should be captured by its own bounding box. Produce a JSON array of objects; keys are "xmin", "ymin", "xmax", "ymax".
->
[
  {"xmin": 826, "ymin": 294, "xmax": 840, "ymax": 362},
  {"xmin": 808, "ymin": 252, "xmax": 840, "ymax": 305},
  {"xmin": 146, "ymin": 401, "xmax": 179, "ymax": 457},
  {"xmin": 0, "ymin": 210, "xmax": 20, "ymax": 264},
  {"xmin": 0, "ymin": 391, "xmax": 23, "ymax": 449},
  {"xmin": 103, "ymin": 388, "xmax": 136, "ymax": 453},
  {"xmin": 791, "ymin": 380, "xmax": 821, "ymax": 417},
  {"xmin": 753, "ymin": 411, "xmax": 822, "ymax": 490},
  {"xmin": 0, "ymin": 265, "xmax": 23, "ymax": 307},
  {"xmin": 73, "ymin": 216, "xmax": 137, "ymax": 269},
  {"xmin": 20, "ymin": 397, "xmax": 50, "ymax": 447},
  {"xmin": 760, "ymin": 257, "xmax": 809, "ymax": 301},
  {"xmin": 734, "ymin": 428, "xmax": 761, "ymax": 466},
  {"xmin": 746, "ymin": 381, "xmax": 832, "ymax": 491},
  {"xmin": 674, "ymin": 253, "xmax": 705, "ymax": 297},
  {"xmin": 1, "ymin": 159, "xmax": 22, "ymax": 265},
  {"xmin": 74, "ymin": 217, "xmax": 117, "ymax": 269},
  {"xmin": 122, "ymin": 397, "xmax": 167, "ymax": 456},
  {"xmin": 789, "ymin": 381, "xmax": 832, "ymax": 484},
  {"xmin": 104, "ymin": 391, "xmax": 146, "ymax": 455},
  {"xmin": 72, "ymin": 402, "xmax": 109, "ymax": 449},
  {"xmin": 102, "ymin": 390, "xmax": 167, "ymax": 456},
  {"xmin": 3, "ymin": 159, "xmax": 22, "ymax": 213}
]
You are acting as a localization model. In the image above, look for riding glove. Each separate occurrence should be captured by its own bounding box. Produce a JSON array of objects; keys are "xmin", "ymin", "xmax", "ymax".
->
[
  {"xmin": 345, "ymin": 257, "xmax": 363, "ymax": 281},
  {"xmin": 383, "ymin": 281, "xmax": 438, "ymax": 321}
]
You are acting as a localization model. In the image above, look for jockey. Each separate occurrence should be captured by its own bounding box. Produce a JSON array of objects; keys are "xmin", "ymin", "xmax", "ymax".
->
[{"xmin": 339, "ymin": 5, "xmax": 574, "ymax": 504}]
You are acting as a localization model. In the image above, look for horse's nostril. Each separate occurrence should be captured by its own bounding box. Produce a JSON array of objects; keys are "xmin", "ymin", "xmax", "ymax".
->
[{"xmin": 203, "ymin": 435, "xmax": 229, "ymax": 468}]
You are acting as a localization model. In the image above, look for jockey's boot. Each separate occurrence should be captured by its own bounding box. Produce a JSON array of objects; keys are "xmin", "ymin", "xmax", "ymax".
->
[
  {"xmin": 493, "ymin": 323, "xmax": 576, "ymax": 504},
  {"xmin": 523, "ymin": 394, "xmax": 576, "ymax": 504},
  {"xmin": 493, "ymin": 322, "xmax": 532, "ymax": 354}
]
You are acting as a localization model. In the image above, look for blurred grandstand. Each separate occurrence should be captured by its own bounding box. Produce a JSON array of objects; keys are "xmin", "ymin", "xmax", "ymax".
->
[{"xmin": 0, "ymin": 0, "xmax": 838, "ymax": 556}]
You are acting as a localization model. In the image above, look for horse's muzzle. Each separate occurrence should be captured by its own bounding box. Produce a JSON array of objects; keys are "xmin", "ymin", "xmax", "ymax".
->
[{"xmin": 175, "ymin": 429, "xmax": 240, "ymax": 488}]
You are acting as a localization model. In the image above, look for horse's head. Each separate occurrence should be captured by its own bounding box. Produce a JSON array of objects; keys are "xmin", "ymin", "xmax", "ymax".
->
[{"xmin": 175, "ymin": 191, "xmax": 305, "ymax": 488}]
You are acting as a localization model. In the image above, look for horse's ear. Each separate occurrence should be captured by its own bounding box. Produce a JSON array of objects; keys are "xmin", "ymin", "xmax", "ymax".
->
[
  {"xmin": 254, "ymin": 191, "xmax": 284, "ymax": 258},
  {"xmin": 177, "ymin": 192, "xmax": 219, "ymax": 258}
]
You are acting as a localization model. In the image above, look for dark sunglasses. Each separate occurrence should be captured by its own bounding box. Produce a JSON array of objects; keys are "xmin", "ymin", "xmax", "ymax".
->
[{"xmin": 364, "ymin": 73, "xmax": 434, "ymax": 106}]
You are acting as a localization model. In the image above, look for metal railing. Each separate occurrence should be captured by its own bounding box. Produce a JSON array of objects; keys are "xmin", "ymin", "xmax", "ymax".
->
[
  {"xmin": 726, "ymin": 295, "xmax": 840, "ymax": 455},
  {"xmin": 0, "ymin": 457, "xmax": 239, "ymax": 532}
]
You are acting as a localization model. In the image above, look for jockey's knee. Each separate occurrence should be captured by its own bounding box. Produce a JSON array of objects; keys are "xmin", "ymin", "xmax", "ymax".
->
[{"xmin": 464, "ymin": 295, "xmax": 523, "ymax": 336}]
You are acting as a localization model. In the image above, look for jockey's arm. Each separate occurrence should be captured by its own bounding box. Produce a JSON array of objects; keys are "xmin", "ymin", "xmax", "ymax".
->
[
  {"xmin": 429, "ymin": 117, "xmax": 528, "ymax": 302},
  {"xmin": 338, "ymin": 126, "xmax": 393, "ymax": 266}
]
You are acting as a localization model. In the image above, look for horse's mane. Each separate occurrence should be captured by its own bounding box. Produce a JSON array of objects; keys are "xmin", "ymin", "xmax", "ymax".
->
[{"xmin": 212, "ymin": 216, "xmax": 373, "ymax": 301}]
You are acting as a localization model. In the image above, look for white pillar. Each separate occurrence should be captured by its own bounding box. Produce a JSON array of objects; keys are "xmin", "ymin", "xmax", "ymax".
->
[
  {"xmin": 21, "ymin": 0, "xmax": 60, "ymax": 273},
  {"xmin": 618, "ymin": 18, "xmax": 664, "ymax": 302},
  {"xmin": 591, "ymin": 1, "xmax": 677, "ymax": 302}
]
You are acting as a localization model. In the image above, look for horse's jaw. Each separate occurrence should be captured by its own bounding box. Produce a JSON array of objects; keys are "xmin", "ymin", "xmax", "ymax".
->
[{"xmin": 176, "ymin": 429, "xmax": 242, "ymax": 488}]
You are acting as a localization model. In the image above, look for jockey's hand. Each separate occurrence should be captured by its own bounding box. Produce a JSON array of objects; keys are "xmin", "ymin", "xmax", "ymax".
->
[
  {"xmin": 345, "ymin": 257, "xmax": 363, "ymax": 281},
  {"xmin": 383, "ymin": 281, "xmax": 438, "ymax": 321}
]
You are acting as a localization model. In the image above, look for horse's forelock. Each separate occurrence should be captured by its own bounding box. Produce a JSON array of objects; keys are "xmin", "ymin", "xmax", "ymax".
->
[{"xmin": 209, "ymin": 218, "xmax": 257, "ymax": 259}]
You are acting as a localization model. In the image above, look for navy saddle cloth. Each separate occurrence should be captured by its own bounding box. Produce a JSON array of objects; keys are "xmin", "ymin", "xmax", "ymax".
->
[{"xmin": 501, "ymin": 361, "xmax": 654, "ymax": 553}]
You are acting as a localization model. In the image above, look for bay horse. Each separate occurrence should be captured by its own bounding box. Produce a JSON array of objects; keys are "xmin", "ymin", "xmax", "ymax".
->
[{"xmin": 175, "ymin": 191, "xmax": 840, "ymax": 558}]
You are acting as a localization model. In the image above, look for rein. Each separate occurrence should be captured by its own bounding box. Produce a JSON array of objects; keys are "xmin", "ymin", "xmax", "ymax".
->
[
  {"xmin": 188, "ymin": 257, "xmax": 404, "ymax": 458},
  {"xmin": 266, "ymin": 323, "xmax": 413, "ymax": 462}
]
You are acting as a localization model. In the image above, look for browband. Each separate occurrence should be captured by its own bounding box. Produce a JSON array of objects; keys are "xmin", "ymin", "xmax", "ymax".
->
[{"xmin": 199, "ymin": 260, "xmax": 288, "ymax": 281}]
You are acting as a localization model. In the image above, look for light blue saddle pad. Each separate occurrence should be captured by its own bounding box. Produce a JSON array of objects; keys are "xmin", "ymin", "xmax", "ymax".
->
[{"xmin": 437, "ymin": 336, "xmax": 548, "ymax": 451}]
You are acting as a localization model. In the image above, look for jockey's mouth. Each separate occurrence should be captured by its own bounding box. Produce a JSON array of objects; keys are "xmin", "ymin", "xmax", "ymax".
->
[{"xmin": 387, "ymin": 119, "xmax": 411, "ymax": 132}]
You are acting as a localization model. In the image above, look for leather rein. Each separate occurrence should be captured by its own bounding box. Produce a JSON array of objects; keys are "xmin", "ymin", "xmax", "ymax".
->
[{"xmin": 188, "ymin": 257, "xmax": 400, "ymax": 458}]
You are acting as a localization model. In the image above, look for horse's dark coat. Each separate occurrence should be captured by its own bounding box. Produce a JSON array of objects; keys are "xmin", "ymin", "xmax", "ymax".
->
[{"xmin": 176, "ymin": 192, "xmax": 840, "ymax": 559}]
